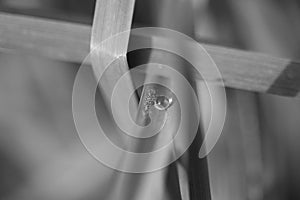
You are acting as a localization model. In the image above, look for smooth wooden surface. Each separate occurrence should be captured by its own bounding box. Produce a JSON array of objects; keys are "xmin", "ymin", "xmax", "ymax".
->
[
  {"xmin": 89, "ymin": 1, "xmax": 141, "ymax": 200},
  {"xmin": 0, "ymin": 12, "xmax": 299, "ymax": 97},
  {"xmin": 90, "ymin": 0, "xmax": 137, "ymax": 112}
]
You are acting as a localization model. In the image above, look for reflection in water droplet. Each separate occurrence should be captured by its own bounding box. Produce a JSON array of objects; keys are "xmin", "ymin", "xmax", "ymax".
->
[{"xmin": 155, "ymin": 95, "xmax": 173, "ymax": 111}]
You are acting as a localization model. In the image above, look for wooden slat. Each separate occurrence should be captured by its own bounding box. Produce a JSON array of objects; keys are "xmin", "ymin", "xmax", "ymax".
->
[
  {"xmin": 0, "ymin": 12, "xmax": 299, "ymax": 97},
  {"xmin": 89, "ymin": 1, "xmax": 141, "ymax": 200},
  {"xmin": 0, "ymin": 12, "xmax": 90, "ymax": 63},
  {"xmin": 90, "ymin": 0, "xmax": 137, "ymax": 113}
]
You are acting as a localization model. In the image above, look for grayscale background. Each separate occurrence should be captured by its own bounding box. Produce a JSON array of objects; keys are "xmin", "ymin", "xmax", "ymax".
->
[{"xmin": 0, "ymin": 0, "xmax": 300, "ymax": 199}]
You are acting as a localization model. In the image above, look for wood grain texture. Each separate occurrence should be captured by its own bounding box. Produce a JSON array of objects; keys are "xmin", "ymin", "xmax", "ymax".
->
[
  {"xmin": 89, "ymin": 1, "xmax": 141, "ymax": 200},
  {"xmin": 90, "ymin": 0, "xmax": 137, "ymax": 111},
  {"xmin": 91, "ymin": 0, "xmax": 135, "ymax": 55},
  {"xmin": 0, "ymin": 12, "xmax": 299, "ymax": 97}
]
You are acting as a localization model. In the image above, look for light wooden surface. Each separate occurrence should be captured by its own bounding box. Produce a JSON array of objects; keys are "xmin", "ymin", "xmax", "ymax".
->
[
  {"xmin": 0, "ymin": 12, "xmax": 299, "ymax": 97},
  {"xmin": 89, "ymin": 1, "xmax": 142, "ymax": 200},
  {"xmin": 90, "ymin": 0, "xmax": 137, "ymax": 115}
]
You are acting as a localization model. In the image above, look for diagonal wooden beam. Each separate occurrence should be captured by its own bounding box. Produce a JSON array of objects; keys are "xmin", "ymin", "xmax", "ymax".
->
[
  {"xmin": 0, "ymin": 12, "xmax": 299, "ymax": 97},
  {"xmin": 90, "ymin": 0, "xmax": 137, "ymax": 111}
]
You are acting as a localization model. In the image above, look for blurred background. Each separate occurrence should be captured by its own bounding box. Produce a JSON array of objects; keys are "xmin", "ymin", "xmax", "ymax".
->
[{"xmin": 0, "ymin": 0, "xmax": 300, "ymax": 199}]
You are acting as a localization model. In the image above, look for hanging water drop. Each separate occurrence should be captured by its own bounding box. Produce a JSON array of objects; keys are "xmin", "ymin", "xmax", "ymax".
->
[{"xmin": 154, "ymin": 95, "xmax": 173, "ymax": 111}]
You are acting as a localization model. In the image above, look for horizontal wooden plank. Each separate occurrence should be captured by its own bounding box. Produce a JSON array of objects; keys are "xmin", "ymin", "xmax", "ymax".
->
[
  {"xmin": 0, "ymin": 12, "xmax": 299, "ymax": 97},
  {"xmin": 0, "ymin": 12, "xmax": 90, "ymax": 63}
]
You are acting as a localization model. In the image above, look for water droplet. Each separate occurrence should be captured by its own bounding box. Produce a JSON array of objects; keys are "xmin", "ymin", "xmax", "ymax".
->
[{"xmin": 154, "ymin": 95, "xmax": 173, "ymax": 111}]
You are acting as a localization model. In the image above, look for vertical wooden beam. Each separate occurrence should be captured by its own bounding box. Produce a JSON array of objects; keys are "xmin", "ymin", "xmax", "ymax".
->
[
  {"xmin": 90, "ymin": 0, "xmax": 138, "ymax": 199},
  {"xmin": 91, "ymin": 0, "xmax": 137, "ymax": 108}
]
